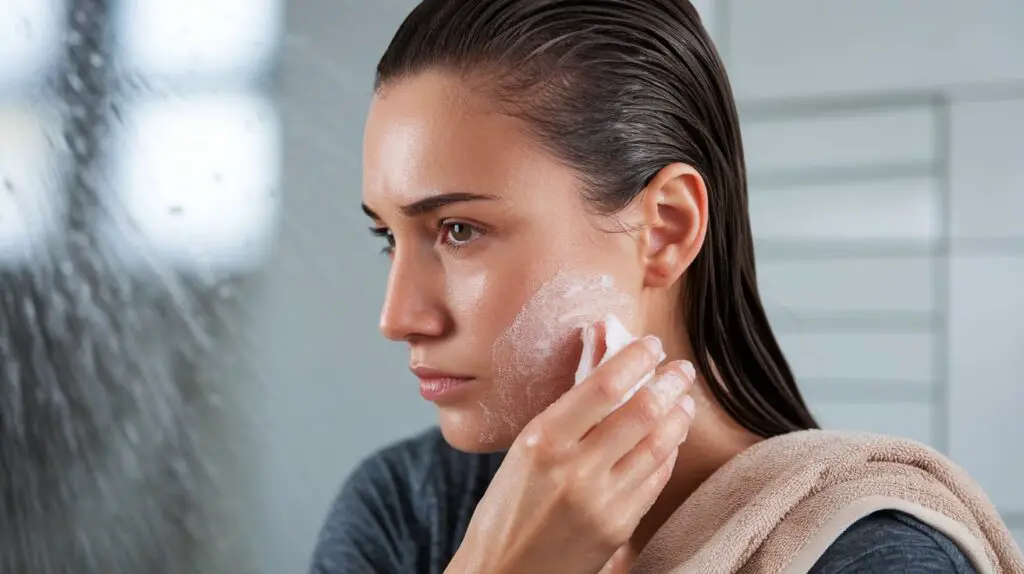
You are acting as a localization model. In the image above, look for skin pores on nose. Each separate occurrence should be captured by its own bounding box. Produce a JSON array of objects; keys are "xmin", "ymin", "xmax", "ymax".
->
[{"xmin": 489, "ymin": 270, "xmax": 635, "ymax": 426}]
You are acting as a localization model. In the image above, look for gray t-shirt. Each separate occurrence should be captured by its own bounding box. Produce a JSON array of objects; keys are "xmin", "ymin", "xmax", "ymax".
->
[{"xmin": 309, "ymin": 428, "xmax": 977, "ymax": 573}]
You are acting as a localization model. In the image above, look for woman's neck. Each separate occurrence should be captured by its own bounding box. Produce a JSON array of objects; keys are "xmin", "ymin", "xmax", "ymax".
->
[{"xmin": 611, "ymin": 379, "xmax": 764, "ymax": 571}]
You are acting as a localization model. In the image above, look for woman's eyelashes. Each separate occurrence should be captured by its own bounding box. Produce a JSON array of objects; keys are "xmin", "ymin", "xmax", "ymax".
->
[
  {"xmin": 369, "ymin": 226, "xmax": 395, "ymax": 255},
  {"xmin": 368, "ymin": 219, "xmax": 486, "ymax": 256}
]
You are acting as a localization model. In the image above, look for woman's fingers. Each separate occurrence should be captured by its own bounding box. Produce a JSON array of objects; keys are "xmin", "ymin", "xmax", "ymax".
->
[
  {"xmin": 625, "ymin": 445, "xmax": 680, "ymax": 524},
  {"xmin": 612, "ymin": 399, "xmax": 695, "ymax": 492},
  {"xmin": 543, "ymin": 333, "xmax": 665, "ymax": 442},
  {"xmin": 580, "ymin": 361, "xmax": 695, "ymax": 467}
]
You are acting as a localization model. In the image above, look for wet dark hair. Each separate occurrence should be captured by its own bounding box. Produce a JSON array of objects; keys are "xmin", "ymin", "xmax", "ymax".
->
[{"xmin": 375, "ymin": 0, "xmax": 818, "ymax": 436}]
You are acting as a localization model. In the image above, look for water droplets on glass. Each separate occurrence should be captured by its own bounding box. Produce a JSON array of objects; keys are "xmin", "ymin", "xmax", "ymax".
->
[{"xmin": 1, "ymin": 0, "xmax": 284, "ymax": 571}]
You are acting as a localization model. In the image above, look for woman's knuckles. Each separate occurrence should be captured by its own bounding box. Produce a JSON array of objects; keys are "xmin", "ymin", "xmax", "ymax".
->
[
  {"xmin": 517, "ymin": 424, "xmax": 568, "ymax": 465},
  {"xmin": 594, "ymin": 372, "xmax": 627, "ymax": 405},
  {"xmin": 633, "ymin": 389, "xmax": 666, "ymax": 426}
]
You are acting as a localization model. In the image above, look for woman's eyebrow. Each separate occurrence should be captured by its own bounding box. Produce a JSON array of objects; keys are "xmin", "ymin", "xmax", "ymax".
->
[{"xmin": 361, "ymin": 192, "xmax": 498, "ymax": 220}]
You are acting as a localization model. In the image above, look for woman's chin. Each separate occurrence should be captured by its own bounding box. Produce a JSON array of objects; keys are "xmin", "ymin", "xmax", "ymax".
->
[{"xmin": 437, "ymin": 409, "xmax": 519, "ymax": 454}]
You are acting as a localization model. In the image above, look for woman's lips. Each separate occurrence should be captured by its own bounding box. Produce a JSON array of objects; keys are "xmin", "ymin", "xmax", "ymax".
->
[{"xmin": 411, "ymin": 366, "xmax": 475, "ymax": 402}]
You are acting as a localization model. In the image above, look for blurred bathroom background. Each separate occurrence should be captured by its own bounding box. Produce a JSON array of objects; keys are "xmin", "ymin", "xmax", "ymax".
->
[{"xmin": 0, "ymin": 0, "xmax": 1020, "ymax": 572}]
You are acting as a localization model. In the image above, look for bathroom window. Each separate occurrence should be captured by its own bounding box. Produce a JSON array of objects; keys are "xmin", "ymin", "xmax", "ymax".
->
[
  {"xmin": 104, "ymin": 0, "xmax": 284, "ymax": 275},
  {"xmin": 0, "ymin": 0, "xmax": 65, "ymax": 267}
]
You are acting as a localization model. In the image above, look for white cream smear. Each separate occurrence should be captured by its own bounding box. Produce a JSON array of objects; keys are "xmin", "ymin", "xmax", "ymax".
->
[
  {"xmin": 489, "ymin": 271, "xmax": 636, "ymax": 426},
  {"xmin": 493, "ymin": 272, "xmax": 632, "ymax": 372}
]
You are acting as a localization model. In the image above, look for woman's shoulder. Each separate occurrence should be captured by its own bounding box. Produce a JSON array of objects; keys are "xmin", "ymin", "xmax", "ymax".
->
[
  {"xmin": 810, "ymin": 510, "xmax": 978, "ymax": 573},
  {"xmin": 309, "ymin": 428, "xmax": 503, "ymax": 573}
]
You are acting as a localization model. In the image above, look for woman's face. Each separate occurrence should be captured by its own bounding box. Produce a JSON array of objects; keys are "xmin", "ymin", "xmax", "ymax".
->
[{"xmin": 362, "ymin": 70, "xmax": 648, "ymax": 452}]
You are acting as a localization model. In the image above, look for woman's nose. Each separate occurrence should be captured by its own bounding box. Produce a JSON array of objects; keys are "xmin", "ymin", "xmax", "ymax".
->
[{"xmin": 378, "ymin": 255, "xmax": 448, "ymax": 342}]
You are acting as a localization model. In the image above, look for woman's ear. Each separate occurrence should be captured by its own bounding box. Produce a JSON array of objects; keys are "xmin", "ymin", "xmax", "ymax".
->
[{"xmin": 636, "ymin": 163, "xmax": 708, "ymax": 288}]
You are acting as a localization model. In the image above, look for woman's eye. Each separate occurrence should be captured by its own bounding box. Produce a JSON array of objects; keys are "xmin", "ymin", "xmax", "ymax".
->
[
  {"xmin": 448, "ymin": 223, "xmax": 473, "ymax": 243},
  {"xmin": 441, "ymin": 221, "xmax": 482, "ymax": 250}
]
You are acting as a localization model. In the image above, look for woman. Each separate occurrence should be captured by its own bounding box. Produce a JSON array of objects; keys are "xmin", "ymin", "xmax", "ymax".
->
[{"xmin": 310, "ymin": 1, "xmax": 1022, "ymax": 572}]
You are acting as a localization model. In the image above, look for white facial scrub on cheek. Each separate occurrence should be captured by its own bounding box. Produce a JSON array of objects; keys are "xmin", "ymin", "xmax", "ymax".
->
[{"xmin": 490, "ymin": 270, "xmax": 635, "ymax": 414}]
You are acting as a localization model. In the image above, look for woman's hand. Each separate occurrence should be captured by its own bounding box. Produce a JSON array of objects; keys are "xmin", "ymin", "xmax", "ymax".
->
[{"xmin": 447, "ymin": 324, "xmax": 697, "ymax": 574}]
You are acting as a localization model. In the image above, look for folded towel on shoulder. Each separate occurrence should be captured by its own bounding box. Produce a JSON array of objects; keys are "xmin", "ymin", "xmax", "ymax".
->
[{"xmin": 632, "ymin": 430, "xmax": 1024, "ymax": 573}]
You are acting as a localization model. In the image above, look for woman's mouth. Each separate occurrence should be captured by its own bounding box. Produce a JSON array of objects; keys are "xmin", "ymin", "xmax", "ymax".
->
[{"xmin": 411, "ymin": 366, "xmax": 475, "ymax": 402}]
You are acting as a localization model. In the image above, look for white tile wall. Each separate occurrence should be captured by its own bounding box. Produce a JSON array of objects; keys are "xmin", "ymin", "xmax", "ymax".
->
[
  {"xmin": 950, "ymin": 98, "xmax": 1024, "ymax": 241},
  {"xmin": 742, "ymin": 106, "xmax": 936, "ymax": 175},
  {"xmin": 745, "ymin": 103, "xmax": 942, "ymax": 447},
  {"xmin": 725, "ymin": 0, "xmax": 1024, "ymax": 100},
  {"xmin": 948, "ymin": 255, "xmax": 1024, "ymax": 513},
  {"xmin": 810, "ymin": 402, "xmax": 935, "ymax": 447},
  {"xmin": 777, "ymin": 331, "xmax": 935, "ymax": 386},
  {"xmin": 758, "ymin": 257, "xmax": 935, "ymax": 315},
  {"xmin": 749, "ymin": 177, "xmax": 941, "ymax": 242}
]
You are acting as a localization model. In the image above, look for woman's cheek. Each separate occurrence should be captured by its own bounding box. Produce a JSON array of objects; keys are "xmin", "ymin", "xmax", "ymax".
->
[
  {"xmin": 444, "ymin": 266, "xmax": 490, "ymax": 317},
  {"xmin": 489, "ymin": 270, "xmax": 636, "ymax": 415}
]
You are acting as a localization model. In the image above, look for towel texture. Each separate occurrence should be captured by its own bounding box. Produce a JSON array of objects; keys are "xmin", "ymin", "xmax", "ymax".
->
[
  {"xmin": 632, "ymin": 430, "xmax": 1024, "ymax": 574},
  {"xmin": 574, "ymin": 314, "xmax": 665, "ymax": 410}
]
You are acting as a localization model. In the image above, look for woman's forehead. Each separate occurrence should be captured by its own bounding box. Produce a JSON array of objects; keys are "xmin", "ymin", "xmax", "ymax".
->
[{"xmin": 363, "ymin": 75, "xmax": 579, "ymax": 211}]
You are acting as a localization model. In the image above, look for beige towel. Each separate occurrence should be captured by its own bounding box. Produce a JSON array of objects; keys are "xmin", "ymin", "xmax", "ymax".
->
[{"xmin": 631, "ymin": 430, "xmax": 1024, "ymax": 573}]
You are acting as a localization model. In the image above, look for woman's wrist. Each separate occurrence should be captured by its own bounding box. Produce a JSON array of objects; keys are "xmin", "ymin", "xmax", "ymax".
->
[
  {"xmin": 446, "ymin": 537, "xmax": 509, "ymax": 574},
  {"xmin": 445, "ymin": 547, "xmax": 489, "ymax": 574}
]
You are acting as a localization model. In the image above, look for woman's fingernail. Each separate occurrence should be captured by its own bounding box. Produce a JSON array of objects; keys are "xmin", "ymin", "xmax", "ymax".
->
[
  {"xmin": 650, "ymin": 372, "xmax": 686, "ymax": 408},
  {"xmin": 681, "ymin": 394, "xmax": 696, "ymax": 418},
  {"xmin": 680, "ymin": 361, "xmax": 696, "ymax": 381},
  {"xmin": 642, "ymin": 335, "xmax": 663, "ymax": 357}
]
